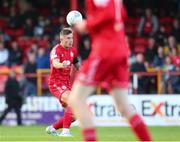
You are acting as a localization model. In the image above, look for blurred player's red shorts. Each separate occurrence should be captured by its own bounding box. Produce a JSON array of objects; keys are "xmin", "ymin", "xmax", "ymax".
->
[
  {"xmin": 49, "ymin": 82, "xmax": 71, "ymax": 108},
  {"xmin": 77, "ymin": 54, "xmax": 129, "ymax": 88}
]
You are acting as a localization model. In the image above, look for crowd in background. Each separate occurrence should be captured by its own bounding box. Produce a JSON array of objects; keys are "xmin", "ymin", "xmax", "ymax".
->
[{"xmin": 0, "ymin": 0, "xmax": 179, "ymax": 95}]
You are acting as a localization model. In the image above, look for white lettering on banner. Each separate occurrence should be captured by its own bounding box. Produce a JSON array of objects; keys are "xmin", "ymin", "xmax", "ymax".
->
[
  {"xmin": 88, "ymin": 96, "xmax": 121, "ymax": 118},
  {"xmin": 0, "ymin": 97, "xmax": 63, "ymax": 112},
  {"xmin": 22, "ymin": 97, "xmax": 63, "ymax": 112}
]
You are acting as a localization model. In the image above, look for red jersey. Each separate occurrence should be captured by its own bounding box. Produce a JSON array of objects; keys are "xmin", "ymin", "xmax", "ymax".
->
[
  {"xmin": 144, "ymin": 17, "xmax": 153, "ymax": 33},
  {"xmin": 85, "ymin": 0, "xmax": 129, "ymax": 58},
  {"xmin": 49, "ymin": 44, "xmax": 78, "ymax": 86}
]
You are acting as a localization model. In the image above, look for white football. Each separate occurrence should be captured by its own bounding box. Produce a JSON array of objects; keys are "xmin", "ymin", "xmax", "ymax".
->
[{"xmin": 66, "ymin": 10, "xmax": 83, "ymax": 26}]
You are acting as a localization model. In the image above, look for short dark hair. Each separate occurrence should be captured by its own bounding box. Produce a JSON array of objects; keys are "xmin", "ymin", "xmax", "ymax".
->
[{"xmin": 60, "ymin": 28, "xmax": 73, "ymax": 36}]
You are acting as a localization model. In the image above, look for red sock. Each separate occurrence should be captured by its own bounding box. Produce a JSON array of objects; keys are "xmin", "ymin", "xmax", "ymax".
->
[
  {"xmin": 82, "ymin": 128, "xmax": 97, "ymax": 142},
  {"xmin": 53, "ymin": 117, "xmax": 64, "ymax": 129},
  {"xmin": 63, "ymin": 107, "xmax": 75, "ymax": 128},
  {"xmin": 129, "ymin": 114, "xmax": 152, "ymax": 141}
]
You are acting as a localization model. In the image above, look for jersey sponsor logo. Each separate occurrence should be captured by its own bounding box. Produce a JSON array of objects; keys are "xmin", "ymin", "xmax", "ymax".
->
[
  {"xmin": 93, "ymin": 0, "xmax": 110, "ymax": 7},
  {"xmin": 63, "ymin": 60, "xmax": 71, "ymax": 66}
]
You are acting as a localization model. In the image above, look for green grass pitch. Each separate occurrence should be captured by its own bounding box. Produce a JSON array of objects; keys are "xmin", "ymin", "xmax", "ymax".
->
[{"xmin": 0, "ymin": 126, "xmax": 180, "ymax": 141}]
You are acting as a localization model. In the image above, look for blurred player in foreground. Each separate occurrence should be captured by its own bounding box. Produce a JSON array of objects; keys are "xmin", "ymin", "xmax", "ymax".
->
[
  {"xmin": 46, "ymin": 28, "xmax": 80, "ymax": 136},
  {"xmin": 69, "ymin": 0, "xmax": 152, "ymax": 141}
]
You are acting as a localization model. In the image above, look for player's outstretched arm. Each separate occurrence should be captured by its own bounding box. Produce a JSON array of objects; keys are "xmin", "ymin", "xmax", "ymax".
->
[{"xmin": 52, "ymin": 59, "xmax": 69, "ymax": 69}]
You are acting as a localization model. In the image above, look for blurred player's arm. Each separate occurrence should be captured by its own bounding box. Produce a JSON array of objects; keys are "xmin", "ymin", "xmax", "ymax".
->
[
  {"xmin": 74, "ymin": 0, "xmax": 116, "ymax": 33},
  {"xmin": 75, "ymin": 0, "xmax": 126, "ymax": 33},
  {"xmin": 86, "ymin": 0, "xmax": 114, "ymax": 31}
]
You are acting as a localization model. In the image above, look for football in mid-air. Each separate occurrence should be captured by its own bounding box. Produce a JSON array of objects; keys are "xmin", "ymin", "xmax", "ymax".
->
[{"xmin": 66, "ymin": 10, "xmax": 83, "ymax": 26}]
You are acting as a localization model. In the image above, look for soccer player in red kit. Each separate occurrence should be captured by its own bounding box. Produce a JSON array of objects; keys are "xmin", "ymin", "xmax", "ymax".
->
[
  {"xmin": 46, "ymin": 28, "xmax": 80, "ymax": 137},
  {"xmin": 69, "ymin": 0, "xmax": 152, "ymax": 141}
]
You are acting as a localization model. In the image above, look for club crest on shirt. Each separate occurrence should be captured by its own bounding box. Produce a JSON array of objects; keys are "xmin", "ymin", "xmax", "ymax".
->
[
  {"xmin": 61, "ymin": 54, "xmax": 64, "ymax": 57},
  {"xmin": 61, "ymin": 85, "xmax": 67, "ymax": 90}
]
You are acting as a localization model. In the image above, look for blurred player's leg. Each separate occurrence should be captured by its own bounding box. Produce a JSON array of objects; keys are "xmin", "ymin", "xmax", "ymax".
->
[
  {"xmin": 68, "ymin": 81, "xmax": 97, "ymax": 142},
  {"xmin": 111, "ymin": 88, "xmax": 152, "ymax": 141}
]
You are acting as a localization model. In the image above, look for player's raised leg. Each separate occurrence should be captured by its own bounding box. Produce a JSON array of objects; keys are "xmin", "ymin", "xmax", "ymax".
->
[
  {"xmin": 68, "ymin": 81, "xmax": 97, "ymax": 142},
  {"xmin": 111, "ymin": 88, "xmax": 152, "ymax": 141}
]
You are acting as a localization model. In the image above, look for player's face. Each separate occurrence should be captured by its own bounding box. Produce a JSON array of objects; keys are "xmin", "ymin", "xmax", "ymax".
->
[{"xmin": 61, "ymin": 33, "xmax": 73, "ymax": 48}]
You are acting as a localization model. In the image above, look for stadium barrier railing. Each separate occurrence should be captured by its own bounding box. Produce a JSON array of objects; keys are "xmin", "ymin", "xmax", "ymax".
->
[{"xmin": 0, "ymin": 66, "xmax": 180, "ymax": 95}]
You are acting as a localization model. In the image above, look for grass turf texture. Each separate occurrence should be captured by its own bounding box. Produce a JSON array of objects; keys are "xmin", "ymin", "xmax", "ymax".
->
[{"xmin": 0, "ymin": 126, "xmax": 180, "ymax": 141}]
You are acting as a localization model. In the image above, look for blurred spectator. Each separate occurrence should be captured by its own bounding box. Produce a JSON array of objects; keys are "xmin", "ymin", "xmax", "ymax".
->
[
  {"xmin": 129, "ymin": 53, "xmax": 136, "ymax": 65},
  {"xmin": 51, "ymin": 34, "xmax": 59, "ymax": 46},
  {"xmin": 170, "ymin": 66, "xmax": 180, "ymax": 94},
  {"xmin": 24, "ymin": 18, "xmax": 34, "ymax": 37},
  {"xmin": 79, "ymin": 36, "xmax": 91, "ymax": 60},
  {"xmin": 36, "ymin": 48, "xmax": 50, "ymax": 69},
  {"xmin": 33, "ymin": 16, "xmax": 45, "ymax": 36},
  {"xmin": 0, "ymin": 70, "xmax": 22, "ymax": 125},
  {"xmin": 0, "ymin": 42, "xmax": 9, "ymax": 65},
  {"xmin": 51, "ymin": 16, "xmax": 65, "ymax": 36},
  {"xmin": 171, "ymin": 19, "xmax": 180, "ymax": 43},
  {"xmin": 178, "ymin": 0, "xmax": 180, "ymax": 14},
  {"xmin": 170, "ymin": 47, "xmax": 180, "ymax": 65},
  {"xmin": 161, "ymin": 56, "xmax": 175, "ymax": 94},
  {"xmin": 8, "ymin": 41, "xmax": 22, "ymax": 66},
  {"xmin": 8, "ymin": 7, "xmax": 20, "ymax": 28},
  {"xmin": 156, "ymin": 26, "xmax": 168, "ymax": 46},
  {"xmin": 131, "ymin": 53, "xmax": 148, "ymax": 94},
  {"xmin": 49, "ymin": 0, "xmax": 59, "ymax": 16},
  {"xmin": 144, "ymin": 37, "xmax": 157, "ymax": 66},
  {"xmin": 37, "ymin": 35, "xmax": 49, "ymax": 48},
  {"xmin": 24, "ymin": 53, "xmax": 37, "ymax": 96},
  {"xmin": 18, "ymin": 71, "xmax": 28, "ymax": 103},
  {"xmin": 164, "ymin": 36, "xmax": 178, "ymax": 55},
  {"xmin": 163, "ymin": 56, "xmax": 175, "ymax": 71},
  {"xmin": 153, "ymin": 46, "xmax": 165, "ymax": 69},
  {"xmin": 0, "ymin": 30, "xmax": 11, "ymax": 43},
  {"xmin": 28, "ymin": 43, "xmax": 38, "ymax": 55},
  {"xmin": 138, "ymin": 8, "xmax": 159, "ymax": 37},
  {"xmin": 0, "ymin": 0, "xmax": 10, "ymax": 16}
]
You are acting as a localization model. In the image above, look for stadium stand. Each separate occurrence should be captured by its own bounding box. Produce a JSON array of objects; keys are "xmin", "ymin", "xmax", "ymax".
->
[{"xmin": 0, "ymin": 0, "xmax": 179, "ymax": 95}]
